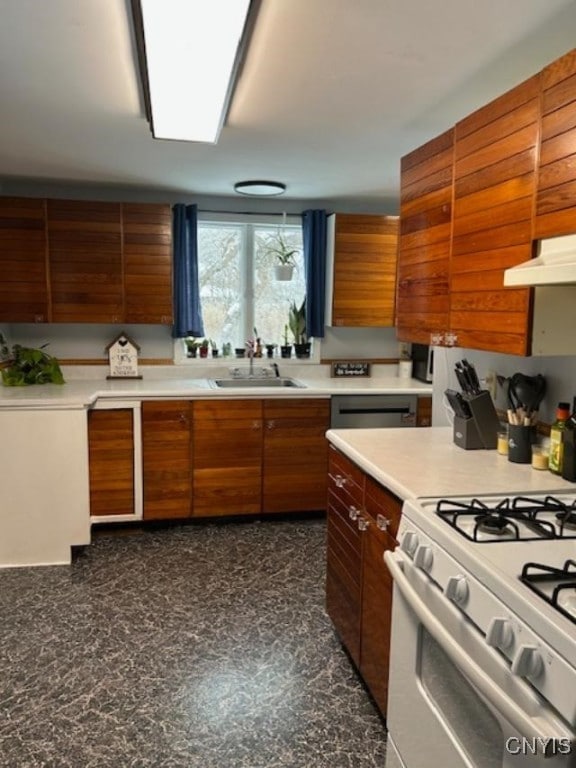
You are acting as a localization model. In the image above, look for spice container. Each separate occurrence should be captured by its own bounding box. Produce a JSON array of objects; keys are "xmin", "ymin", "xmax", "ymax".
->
[
  {"xmin": 497, "ymin": 430, "xmax": 508, "ymax": 455},
  {"xmin": 531, "ymin": 444, "xmax": 549, "ymax": 470}
]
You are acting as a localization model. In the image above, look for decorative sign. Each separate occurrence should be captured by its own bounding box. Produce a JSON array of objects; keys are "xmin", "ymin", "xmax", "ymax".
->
[
  {"xmin": 331, "ymin": 361, "xmax": 371, "ymax": 378},
  {"xmin": 106, "ymin": 332, "xmax": 142, "ymax": 379}
]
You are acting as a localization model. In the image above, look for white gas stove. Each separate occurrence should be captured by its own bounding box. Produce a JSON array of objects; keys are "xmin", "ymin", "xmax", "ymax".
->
[{"xmin": 385, "ymin": 491, "xmax": 576, "ymax": 768}]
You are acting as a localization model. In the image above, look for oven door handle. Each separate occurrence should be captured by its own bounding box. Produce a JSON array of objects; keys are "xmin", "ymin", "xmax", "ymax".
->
[{"xmin": 384, "ymin": 551, "xmax": 570, "ymax": 745}]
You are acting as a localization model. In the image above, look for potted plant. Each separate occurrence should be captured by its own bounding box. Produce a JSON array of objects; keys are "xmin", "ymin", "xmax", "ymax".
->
[
  {"xmin": 266, "ymin": 231, "xmax": 298, "ymax": 281},
  {"xmin": 0, "ymin": 333, "xmax": 65, "ymax": 386},
  {"xmin": 288, "ymin": 299, "xmax": 311, "ymax": 359},
  {"xmin": 185, "ymin": 337, "xmax": 201, "ymax": 358},
  {"xmin": 265, "ymin": 343, "xmax": 277, "ymax": 359},
  {"xmin": 199, "ymin": 338, "xmax": 210, "ymax": 358},
  {"xmin": 280, "ymin": 324, "xmax": 292, "ymax": 359},
  {"xmin": 210, "ymin": 338, "xmax": 219, "ymax": 358}
]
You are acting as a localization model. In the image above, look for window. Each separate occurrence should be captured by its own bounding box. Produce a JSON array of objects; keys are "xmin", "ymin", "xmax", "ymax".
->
[{"xmin": 195, "ymin": 218, "xmax": 306, "ymax": 352}]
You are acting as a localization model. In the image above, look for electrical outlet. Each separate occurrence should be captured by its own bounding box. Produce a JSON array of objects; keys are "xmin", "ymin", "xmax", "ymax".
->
[{"xmin": 484, "ymin": 370, "xmax": 498, "ymax": 400}]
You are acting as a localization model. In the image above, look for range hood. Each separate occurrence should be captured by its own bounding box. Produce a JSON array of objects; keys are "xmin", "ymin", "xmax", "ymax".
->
[{"xmin": 504, "ymin": 234, "xmax": 576, "ymax": 286}]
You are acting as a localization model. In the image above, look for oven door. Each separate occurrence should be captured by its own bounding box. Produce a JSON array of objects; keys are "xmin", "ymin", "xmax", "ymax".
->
[{"xmin": 384, "ymin": 551, "xmax": 575, "ymax": 768}]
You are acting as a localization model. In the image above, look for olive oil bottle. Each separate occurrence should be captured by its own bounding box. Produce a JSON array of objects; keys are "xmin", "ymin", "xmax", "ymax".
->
[{"xmin": 548, "ymin": 402, "xmax": 570, "ymax": 474}]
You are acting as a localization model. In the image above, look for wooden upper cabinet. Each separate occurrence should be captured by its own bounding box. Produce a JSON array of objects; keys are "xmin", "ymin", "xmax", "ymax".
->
[
  {"xmin": 328, "ymin": 213, "xmax": 399, "ymax": 327},
  {"xmin": 262, "ymin": 398, "xmax": 329, "ymax": 513},
  {"xmin": 122, "ymin": 203, "xmax": 173, "ymax": 325},
  {"xmin": 451, "ymin": 76, "xmax": 539, "ymax": 356},
  {"xmin": 536, "ymin": 49, "xmax": 576, "ymax": 239},
  {"xmin": 0, "ymin": 197, "xmax": 49, "ymax": 322},
  {"xmin": 396, "ymin": 129, "xmax": 453, "ymax": 344},
  {"xmin": 47, "ymin": 199, "xmax": 124, "ymax": 323},
  {"xmin": 142, "ymin": 400, "xmax": 192, "ymax": 520}
]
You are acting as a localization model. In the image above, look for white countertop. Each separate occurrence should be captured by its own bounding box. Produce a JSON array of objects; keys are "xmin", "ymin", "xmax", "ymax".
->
[
  {"xmin": 327, "ymin": 426, "xmax": 576, "ymax": 500},
  {"xmin": 0, "ymin": 374, "xmax": 432, "ymax": 409}
]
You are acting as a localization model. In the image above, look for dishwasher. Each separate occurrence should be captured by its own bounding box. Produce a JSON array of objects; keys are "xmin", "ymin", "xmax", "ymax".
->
[{"xmin": 330, "ymin": 394, "xmax": 418, "ymax": 428}]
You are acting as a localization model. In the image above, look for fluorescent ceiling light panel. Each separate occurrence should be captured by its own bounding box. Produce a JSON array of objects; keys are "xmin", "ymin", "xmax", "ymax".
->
[{"xmin": 140, "ymin": 0, "xmax": 251, "ymax": 143}]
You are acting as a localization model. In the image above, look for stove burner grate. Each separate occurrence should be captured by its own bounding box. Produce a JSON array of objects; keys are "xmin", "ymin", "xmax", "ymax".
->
[
  {"xmin": 435, "ymin": 495, "xmax": 576, "ymax": 542},
  {"xmin": 520, "ymin": 559, "xmax": 576, "ymax": 625}
]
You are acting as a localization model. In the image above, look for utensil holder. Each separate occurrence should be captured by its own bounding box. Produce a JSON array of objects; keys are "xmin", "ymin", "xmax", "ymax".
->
[
  {"xmin": 508, "ymin": 424, "xmax": 534, "ymax": 464},
  {"xmin": 453, "ymin": 391, "xmax": 501, "ymax": 450}
]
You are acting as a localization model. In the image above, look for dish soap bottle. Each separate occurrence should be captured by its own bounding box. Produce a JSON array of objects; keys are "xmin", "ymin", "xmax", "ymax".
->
[{"xmin": 548, "ymin": 401, "xmax": 571, "ymax": 474}]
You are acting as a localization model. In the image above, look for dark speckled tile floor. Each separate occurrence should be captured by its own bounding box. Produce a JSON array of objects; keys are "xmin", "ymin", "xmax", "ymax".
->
[{"xmin": 0, "ymin": 518, "xmax": 387, "ymax": 768}]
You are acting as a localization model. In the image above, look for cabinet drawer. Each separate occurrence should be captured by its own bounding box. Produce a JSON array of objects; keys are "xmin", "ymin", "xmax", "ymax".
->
[
  {"xmin": 364, "ymin": 476, "xmax": 402, "ymax": 539},
  {"xmin": 328, "ymin": 446, "xmax": 364, "ymax": 506}
]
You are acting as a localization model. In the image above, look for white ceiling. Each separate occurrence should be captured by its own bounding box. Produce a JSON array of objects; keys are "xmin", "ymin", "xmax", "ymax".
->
[{"xmin": 1, "ymin": 0, "xmax": 576, "ymax": 210}]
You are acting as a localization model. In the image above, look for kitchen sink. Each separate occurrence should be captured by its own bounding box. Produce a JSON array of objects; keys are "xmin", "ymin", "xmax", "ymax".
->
[{"xmin": 209, "ymin": 377, "xmax": 306, "ymax": 389}]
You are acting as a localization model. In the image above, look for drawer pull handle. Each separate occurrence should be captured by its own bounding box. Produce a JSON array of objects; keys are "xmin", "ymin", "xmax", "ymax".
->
[
  {"xmin": 348, "ymin": 505, "xmax": 360, "ymax": 521},
  {"xmin": 376, "ymin": 514, "xmax": 390, "ymax": 531},
  {"xmin": 328, "ymin": 473, "xmax": 348, "ymax": 488}
]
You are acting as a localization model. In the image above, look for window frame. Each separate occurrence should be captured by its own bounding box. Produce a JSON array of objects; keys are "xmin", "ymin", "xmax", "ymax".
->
[{"xmin": 173, "ymin": 212, "xmax": 320, "ymax": 365}]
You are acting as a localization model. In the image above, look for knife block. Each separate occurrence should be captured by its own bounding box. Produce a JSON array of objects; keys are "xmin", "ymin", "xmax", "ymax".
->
[{"xmin": 453, "ymin": 391, "xmax": 501, "ymax": 450}]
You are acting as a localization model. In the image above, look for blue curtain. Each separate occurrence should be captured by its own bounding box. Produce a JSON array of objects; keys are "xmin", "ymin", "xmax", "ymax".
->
[
  {"xmin": 302, "ymin": 209, "xmax": 328, "ymax": 339},
  {"xmin": 172, "ymin": 203, "xmax": 204, "ymax": 338}
]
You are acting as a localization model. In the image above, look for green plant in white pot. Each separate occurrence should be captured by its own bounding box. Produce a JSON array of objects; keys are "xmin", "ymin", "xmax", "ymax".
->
[
  {"xmin": 266, "ymin": 231, "xmax": 298, "ymax": 281},
  {"xmin": 0, "ymin": 333, "xmax": 65, "ymax": 386}
]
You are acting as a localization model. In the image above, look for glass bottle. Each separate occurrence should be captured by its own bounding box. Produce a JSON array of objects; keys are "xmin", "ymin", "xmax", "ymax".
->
[
  {"xmin": 561, "ymin": 407, "xmax": 576, "ymax": 482},
  {"xmin": 548, "ymin": 402, "xmax": 571, "ymax": 474}
]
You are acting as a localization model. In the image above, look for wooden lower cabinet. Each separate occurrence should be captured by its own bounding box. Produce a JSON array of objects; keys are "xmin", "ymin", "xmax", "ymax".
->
[
  {"xmin": 142, "ymin": 400, "xmax": 192, "ymax": 520},
  {"xmin": 326, "ymin": 445, "xmax": 401, "ymax": 716},
  {"xmin": 263, "ymin": 398, "xmax": 330, "ymax": 513},
  {"xmin": 88, "ymin": 407, "xmax": 135, "ymax": 517},
  {"xmin": 192, "ymin": 399, "xmax": 263, "ymax": 517}
]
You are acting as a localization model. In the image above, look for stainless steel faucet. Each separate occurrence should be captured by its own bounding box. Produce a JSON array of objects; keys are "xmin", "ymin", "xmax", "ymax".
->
[{"xmin": 247, "ymin": 344, "xmax": 255, "ymax": 377}]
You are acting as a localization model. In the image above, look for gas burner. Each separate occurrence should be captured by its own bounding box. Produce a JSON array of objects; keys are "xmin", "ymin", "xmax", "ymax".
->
[
  {"xmin": 521, "ymin": 559, "xmax": 576, "ymax": 625},
  {"xmin": 474, "ymin": 513, "xmax": 515, "ymax": 537},
  {"xmin": 556, "ymin": 511, "xmax": 576, "ymax": 531}
]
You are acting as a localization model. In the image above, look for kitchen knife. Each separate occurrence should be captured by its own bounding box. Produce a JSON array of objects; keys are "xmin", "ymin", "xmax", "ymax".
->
[
  {"xmin": 445, "ymin": 388, "xmax": 472, "ymax": 419},
  {"xmin": 462, "ymin": 359, "xmax": 481, "ymax": 394},
  {"xmin": 454, "ymin": 363, "xmax": 472, "ymax": 394}
]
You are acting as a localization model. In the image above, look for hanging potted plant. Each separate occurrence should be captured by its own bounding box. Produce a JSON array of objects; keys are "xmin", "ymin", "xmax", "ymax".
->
[
  {"xmin": 266, "ymin": 230, "xmax": 298, "ymax": 281},
  {"xmin": 288, "ymin": 299, "xmax": 311, "ymax": 359}
]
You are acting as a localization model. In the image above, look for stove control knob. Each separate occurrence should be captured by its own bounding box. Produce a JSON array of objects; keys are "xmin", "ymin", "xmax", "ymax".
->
[
  {"xmin": 400, "ymin": 531, "xmax": 419, "ymax": 557},
  {"xmin": 445, "ymin": 575, "xmax": 469, "ymax": 605},
  {"xmin": 486, "ymin": 618, "xmax": 514, "ymax": 650},
  {"xmin": 511, "ymin": 645, "xmax": 543, "ymax": 679},
  {"xmin": 414, "ymin": 545, "xmax": 433, "ymax": 572}
]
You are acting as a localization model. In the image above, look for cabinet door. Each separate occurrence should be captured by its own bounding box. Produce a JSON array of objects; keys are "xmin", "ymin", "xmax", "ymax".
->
[
  {"xmin": 47, "ymin": 199, "xmax": 123, "ymax": 323},
  {"xmin": 142, "ymin": 401, "xmax": 192, "ymax": 520},
  {"xmin": 88, "ymin": 408, "xmax": 135, "ymax": 517},
  {"xmin": 416, "ymin": 395, "xmax": 432, "ymax": 427},
  {"xmin": 397, "ymin": 129, "xmax": 453, "ymax": 344},
  {"xmin": 192, "ymin": 399, "xmax": 262, "ymax": 517},
  {"xmin": 0, "ymin": 197, "xmax": 49, "ymax": 322},
  {"xmin": 536, "ymin": 49, "xmax": 576, "ymax": 239},
  {"xmin": 451, "ymin": 76, "xmax": 539, "ymax": 356},
  {"xmin": 122, "ymin": 203, "xmax": 173, "ymax": 324},
  {"xmin": 359, "ymin": 523, "xmax": 396, "ymax": 716},
  {"xmin": 262, "ymin": 398, "xmax": 329, "ymax": 513},
  {"xmin": 330, "ymin": 214, "xmax": 399, "ymax": 327},
  {"xmin": 360, "ymin": 477, "xmax": 401, "ymax": 716},
  {"xmin": 325, "ymin": 447, "xmax": 365, "ymax": 666}
]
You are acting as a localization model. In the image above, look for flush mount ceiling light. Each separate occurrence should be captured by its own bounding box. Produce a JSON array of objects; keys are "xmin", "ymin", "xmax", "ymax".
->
[
  {"xmin": 132, "ymin": 0, "xmax": 259, "ymax": 144},
  {"xmin": 234, "ymin": 181, "xmax": 287, "ymax": 196}
]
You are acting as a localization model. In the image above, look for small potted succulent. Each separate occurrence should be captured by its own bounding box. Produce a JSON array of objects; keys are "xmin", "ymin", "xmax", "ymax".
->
[
  {"xmin": 199, "ymin": 339, "xmax": 210, "ymax": 358},
  {"xmin": 210, "ymin": 338, "xmax": 219, "ymax": 358},
  {"xmin": 185, "ymin": 337, "xmax": 201, "ymax": 358}
]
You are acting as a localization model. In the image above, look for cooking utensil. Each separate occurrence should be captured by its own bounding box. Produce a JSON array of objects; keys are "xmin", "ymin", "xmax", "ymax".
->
[{"xmin": 510, "ymin": 373, "xmax": 547, "ymax": 414}]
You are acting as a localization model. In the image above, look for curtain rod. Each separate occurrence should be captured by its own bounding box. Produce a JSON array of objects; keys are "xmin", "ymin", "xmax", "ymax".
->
[{"xmin": 198, "ymin": 209, "xmax": 303, "ymax": 216}]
